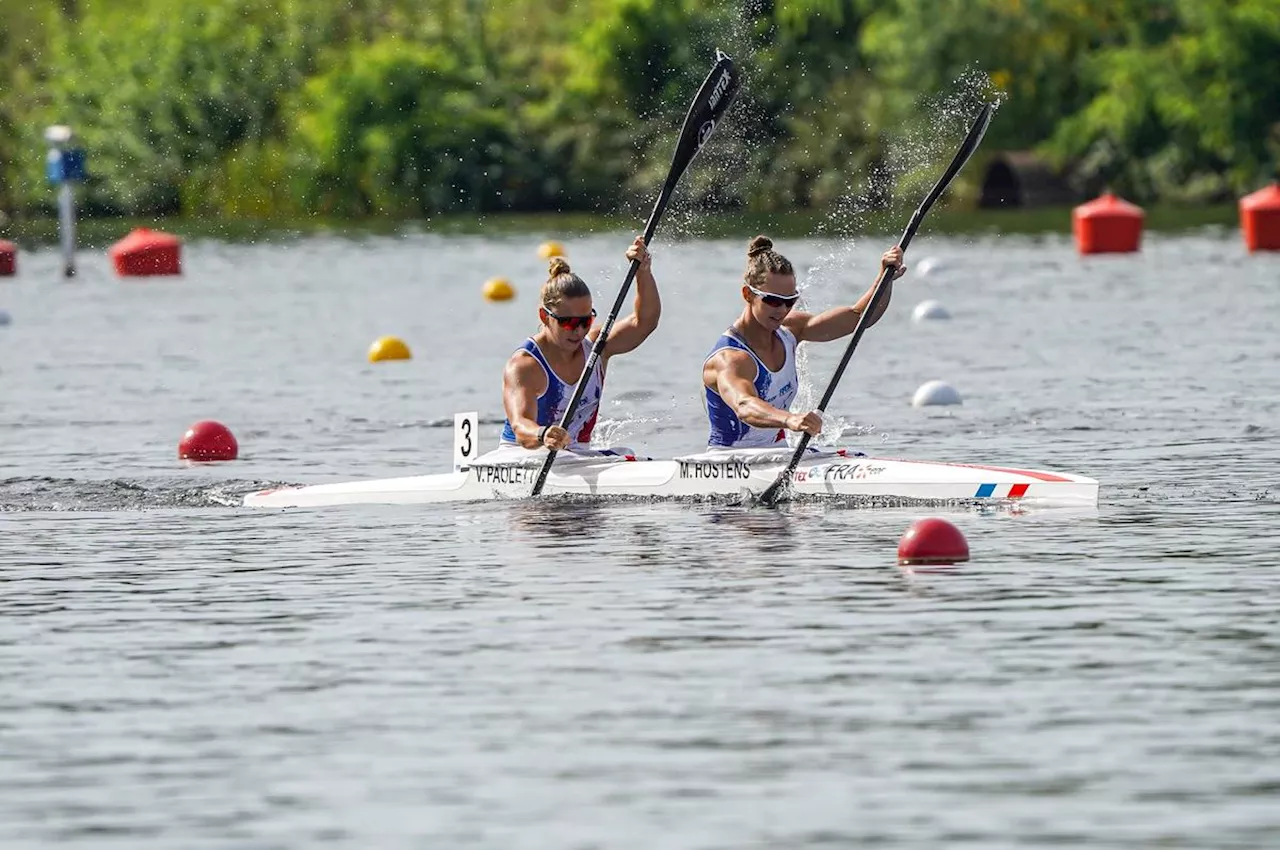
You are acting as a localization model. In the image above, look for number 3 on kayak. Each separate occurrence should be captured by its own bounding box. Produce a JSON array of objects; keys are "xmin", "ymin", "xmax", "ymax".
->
[{"xmin": 453, "ymin": 411, "xmax": 479, "ymax": 471}]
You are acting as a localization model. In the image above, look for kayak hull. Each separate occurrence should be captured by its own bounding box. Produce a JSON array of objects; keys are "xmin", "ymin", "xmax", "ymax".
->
[{"xmin": 243, "ymin": 454, "xmax": 1098, "ymax": 509}]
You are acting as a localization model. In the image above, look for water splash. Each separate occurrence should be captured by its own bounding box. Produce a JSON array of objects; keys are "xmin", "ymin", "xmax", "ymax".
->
[{"xmin": 0, "ymin": 476, "xmax": 271, "ymax": 512}]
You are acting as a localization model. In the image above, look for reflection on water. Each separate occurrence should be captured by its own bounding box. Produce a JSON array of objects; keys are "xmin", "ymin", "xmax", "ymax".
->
[
  {"xmin": 703, "ymin": 505, "xmax": 798, "ymax": 555},
  {"xmin": 507, "ymin": 499, "xmax": 609, "ymax": 550}
]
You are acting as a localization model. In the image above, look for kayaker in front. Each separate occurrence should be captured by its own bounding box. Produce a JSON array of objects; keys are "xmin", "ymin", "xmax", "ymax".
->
[
  {"xmin": 702, "ymin": 235, "xmax": 906, "ymax": 449},
  {"xmin": 489, "ymin": 236, "xmax": 656, "ymax": 461}
]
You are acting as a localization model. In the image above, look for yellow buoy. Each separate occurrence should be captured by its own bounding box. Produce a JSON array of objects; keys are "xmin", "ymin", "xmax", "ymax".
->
[
  {"xmin": 537, "ymin": 240, "xmax": 565, "ymax": 259},
  {"xmin": 483, "ymin": 277, "xmax": 516, "ymax": 302},
  {"xmin": 368, "ymin": 336, "xmax": 411, "ymax": 362}
]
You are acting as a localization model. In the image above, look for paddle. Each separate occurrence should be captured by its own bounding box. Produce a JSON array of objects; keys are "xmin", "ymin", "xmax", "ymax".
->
[
  {"xmin": 757, "ymin": 103, "xmax": 995, "ymax": 506},
  {"xmin": 530, "ymin": 49, "xmax": 741, "ymax": 496}
]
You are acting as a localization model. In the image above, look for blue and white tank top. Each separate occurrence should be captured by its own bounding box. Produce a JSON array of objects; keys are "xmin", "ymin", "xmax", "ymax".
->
[
  {"xmin": 500, "ymin": 338, "xmax": 605, "ymax": 448},
  {"xmin": 704, "ymin": 327, "xmax": 799, "ymax": 448}
]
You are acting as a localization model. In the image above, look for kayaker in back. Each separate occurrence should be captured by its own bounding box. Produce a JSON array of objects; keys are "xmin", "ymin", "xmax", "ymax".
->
[
  {"xmin": 495, "ymin": 236, "xmax": 657, "ymax": 456},
  {"xmin": 702, "ymin": 235, "xmax": 905, "ymax": 449}
]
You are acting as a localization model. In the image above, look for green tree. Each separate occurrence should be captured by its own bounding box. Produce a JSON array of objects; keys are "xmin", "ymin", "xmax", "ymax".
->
[
  {"xmin": 856, "ymin": 0, "xmax": 1155, "ymax": 153},
  {"xmin": 736, "ymin": 0, "xmax": 881, "ymax": 211},
  {"xmin": 35, "ymin": 0, "xmax": 319, "ymax": 214},
  {"xmin": 1048, "ymin": 0, "xmax": 1280, "ymax": 200},
  {"xmin": 0, "ymin": 2, "xmax": 57, "ymax": 217},
  {"xmin": 288, "ymin": 38, "xmax": 546, "ymax": 215}
]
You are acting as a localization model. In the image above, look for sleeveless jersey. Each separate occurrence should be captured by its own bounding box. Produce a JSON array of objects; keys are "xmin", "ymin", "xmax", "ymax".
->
[
  {"xmin": 703, "ymin": 327, "xmax": 799, "ymax": 448},
  {"xmin": 500, "ymin": 338, "xmax": 605, "ymax": 448}
]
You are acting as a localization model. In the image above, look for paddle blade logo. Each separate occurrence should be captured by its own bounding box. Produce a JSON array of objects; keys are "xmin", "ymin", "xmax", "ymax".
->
[
  {"xmin": 697, "ymin": 120, "xmax": 716, "ymax": 150},
  {"xmin": 707, "ymin": 67, "xmax": 734, "ymax": 111}
]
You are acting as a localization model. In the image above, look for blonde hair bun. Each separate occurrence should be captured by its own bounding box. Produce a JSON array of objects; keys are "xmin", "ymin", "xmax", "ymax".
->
[
  {"xmin": 743, "ymin": 234, "xmax": 794, "ymax": 288},
  {"xmin": 746, "ymin": 235, "xmax": 773, "ymax": 257},
  {"xmin": 541, "ymin": 257, "xmax": 591, "ymax": 310}
]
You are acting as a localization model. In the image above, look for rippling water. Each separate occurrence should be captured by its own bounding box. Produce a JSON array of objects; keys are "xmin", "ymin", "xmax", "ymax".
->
[{"xmin": 2, "ymin": 227, "xmax": 1279, "ymax": 847}]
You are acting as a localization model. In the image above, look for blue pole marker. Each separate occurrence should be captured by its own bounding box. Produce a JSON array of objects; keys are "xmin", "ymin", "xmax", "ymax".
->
[{"xmin": 44, "ymin": 125, "xmax": 86, "ymax": 278}]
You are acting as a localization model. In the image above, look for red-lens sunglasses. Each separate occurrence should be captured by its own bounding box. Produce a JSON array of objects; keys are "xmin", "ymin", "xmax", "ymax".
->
[{"xmin": 544, "ymin": 307, "xmax": 596, "ymax": 331}]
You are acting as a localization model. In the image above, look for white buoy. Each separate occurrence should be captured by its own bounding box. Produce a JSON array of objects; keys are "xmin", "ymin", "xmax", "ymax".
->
[
  {"xmin": 916, "ymin": 256, "xmax": 942, "ymax": 276},
  {"xmin": 912, "ymin": 380, "xmax": 962, "ymax": 407},
  {"xmin": 911, "ymin": 300, "xmax": 951, "ymax": 322}
]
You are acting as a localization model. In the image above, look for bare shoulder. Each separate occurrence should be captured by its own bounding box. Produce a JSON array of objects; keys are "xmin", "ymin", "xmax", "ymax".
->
[
  {"xmin": 706, "ymin": 346, "xmax": 750, "ymax": 369},
  {"xmin": 782, "ymin": 310, "xmax": 813, "ymax": 340},
  {"xmin": 504, "ymin": 348, "xmax": 545, "ymax": 389},
  {"xmin": 704, "ymin": 347, "xmax": 756, "ymax": 386}
]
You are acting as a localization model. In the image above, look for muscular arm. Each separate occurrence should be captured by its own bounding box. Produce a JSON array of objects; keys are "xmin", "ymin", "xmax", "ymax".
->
[
  {"xmin": 784, "ymin": 277, "xmax": 893, "ymax": 343},
  {"xmin": 501, "ymin": 354, "xmax": 550, "ymax": 449},
  {"xmin": 596, "ymin": 262, "xmax": 660, "ymax": 357},
  {"xmin": 785, "ymin": 247, "xmax": 905, "ymax": 343},
  {"xmin": 704, "ymin": 349, "xmax": 795, "ymax": 430}
]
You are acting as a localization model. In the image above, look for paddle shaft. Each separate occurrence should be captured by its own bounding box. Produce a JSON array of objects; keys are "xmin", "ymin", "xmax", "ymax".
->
[
  {"xmin": 528, "ymin": 185, "xmax": 673, "ymax": 496},
  {"xmin": 771, "ymin": 219, "xmax": 915, "ymax": 464},
  {"xmin": 526, "ymin": 51, "xmax": 739, "ymax": 497}
]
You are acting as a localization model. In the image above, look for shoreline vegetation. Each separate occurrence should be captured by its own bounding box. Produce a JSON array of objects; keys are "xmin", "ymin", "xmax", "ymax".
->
[
  {"xmin": 0, "ymin": 205, "xmax": 1248, "ymax": 249},
  {"xmin": 2, "ymin": 1, "xmax": 1277, "ymax": 229}
]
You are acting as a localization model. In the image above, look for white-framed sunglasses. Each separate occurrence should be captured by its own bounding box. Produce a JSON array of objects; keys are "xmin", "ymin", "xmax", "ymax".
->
[{"xmin": 746, "ymin": 284, "xmax": 801, "ymax": 308}]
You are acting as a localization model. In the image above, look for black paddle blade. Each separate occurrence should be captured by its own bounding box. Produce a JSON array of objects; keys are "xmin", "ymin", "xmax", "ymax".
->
[
  {"xmin": 666, "ymin": 50, "xmax": 741, "ymax": 185},
  {"xmin": 904, "ymin": 103, "xmax": 995, "ymax": 248},
  {"xmin": 755, "ymin": 469, "xmax": 790, "ymax": 507}
]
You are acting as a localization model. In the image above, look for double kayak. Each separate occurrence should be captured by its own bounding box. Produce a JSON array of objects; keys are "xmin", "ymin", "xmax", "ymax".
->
[{"xmin": 243, "ymin": 422, "xmax": 1098, "ymax": 508}]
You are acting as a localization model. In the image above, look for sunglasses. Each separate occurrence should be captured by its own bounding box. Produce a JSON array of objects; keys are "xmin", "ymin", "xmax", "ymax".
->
[
  {"xmin": 544, "ymin": 307, "xmax": 597, "ymax": 331},
  {"xmin": 747, "ymin": 284, "xmax": 801, "ymax": 309}
]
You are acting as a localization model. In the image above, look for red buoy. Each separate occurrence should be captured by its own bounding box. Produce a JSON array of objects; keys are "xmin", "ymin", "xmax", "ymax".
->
[
  {"xmin": 109, "ymin": 228, "xmax": 182, "ymax": 276},
  {"xmin": 0, "ymin": 239, "xmax": 15, "ymax": 276},
  {"xmin": 1073, "ymin": 192, "xmax": 1144, "ymax": 254},
  {"xmin": 178, "ymin": 420, "xmax": 238, "ymax": 462},
  {"xmin": 1240, "ymin": 182, "xmax": 1280, "ymax": 253},
  {"xmin": 897, "ymin": 518, "xmax": 970, "ymax": 566}
]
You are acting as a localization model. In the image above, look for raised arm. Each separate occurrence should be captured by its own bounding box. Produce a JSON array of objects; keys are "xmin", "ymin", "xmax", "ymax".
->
[
  {"xmin": 595, "ymin": 236, "xmax": 659, "ymax": 357},
  {"xmin": 704, "ymin": 349, "xmax": 822, "ymax": 436},
  {"xmin": 785, "ymin": 246, "xmax": 905, "ymax": 343}
]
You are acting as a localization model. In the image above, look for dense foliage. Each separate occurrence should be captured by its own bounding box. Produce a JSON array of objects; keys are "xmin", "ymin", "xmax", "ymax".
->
[{"xmin": 1, "ymin": 0, "xmax": 1276, "ymax": 218}]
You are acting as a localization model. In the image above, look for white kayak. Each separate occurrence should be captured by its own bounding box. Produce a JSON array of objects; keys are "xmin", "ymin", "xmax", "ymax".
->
[{"xmin": 244, "ymin": 414, "xmax": 1098, "ymax": 509}]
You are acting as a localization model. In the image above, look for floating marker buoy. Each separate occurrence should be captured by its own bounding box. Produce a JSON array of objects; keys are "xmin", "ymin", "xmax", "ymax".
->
[
  {"xmin": 368, "ymin": 335, "xmax": 411, "ymax": 362},
  {"xmin": 898, "ymin": 517, "xmax": 969, "ymax": 566},
  {"xmin": 911, "ymin": 300, "xmax": 951, "ymax": 322},
  {"xmin": 1073, "ymin": 192, "xmax": 1143, "ymax": 254},
  {"xmin": 178, "ymin": 420, "xmax": 238, "ymax": 462},
  {"xmin": 912, "ymin": 380, "xmax": 962, "ymax": 407},
  {"xmin": 0, "ymin": 240, "xmax": 16, "ymax": 276},
  {"xmin": 916, "ymin": 256, "xmax": 941, "ymax": 276},
  {"xmin": 109, "ymin": 228, "xmax": 182, "ymax": 276},
  {"xmin": 483, "ymin": 277, "xmax": 515, "ymax": 301},
  {"xmin": 0, "ymin": 309, "xmax": 11, "ymax": 326},
  {"xmin": 537, "ymin": 240, "xmax": 565, "ymax": 259},
  {"xmin": 1240, "ymin": 182, "xmax": 1280, "ymax": 252}
]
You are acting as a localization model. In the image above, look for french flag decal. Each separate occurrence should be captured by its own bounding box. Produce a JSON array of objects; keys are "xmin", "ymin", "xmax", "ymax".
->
[{"xmin": 975, "ymin": 483, "xmax": 1030, "ymax": 498}]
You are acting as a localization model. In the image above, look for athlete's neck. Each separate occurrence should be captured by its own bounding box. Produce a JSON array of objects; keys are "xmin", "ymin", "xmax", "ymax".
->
[
  {"xmin": 733, "ymin": 309, "xmax": 779, "ymax": 352},
  {"xmin": 533, "ymin": 330, "xmax": 583, "ymax": 367}
]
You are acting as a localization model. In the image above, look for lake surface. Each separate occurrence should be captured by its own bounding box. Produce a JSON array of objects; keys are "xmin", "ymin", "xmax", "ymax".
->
[{"xmin": 2, "ymin": 226, "xmax": 1279, "ymax": 848}]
